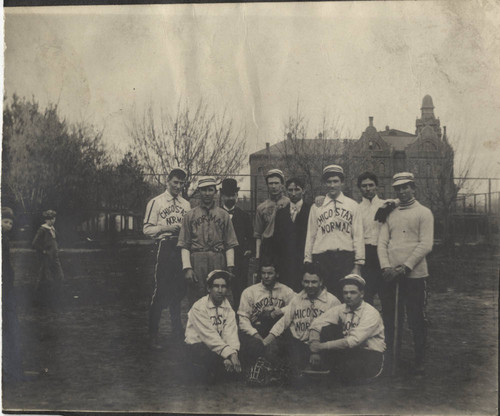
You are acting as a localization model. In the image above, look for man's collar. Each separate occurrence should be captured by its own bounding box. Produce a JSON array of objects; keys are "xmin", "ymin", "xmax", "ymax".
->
[
  {"xmin": 200, "ymin": 201, "xmax": 216, "ymax": 210},
  {"xmin": 291, "ymin": 199, "xmax": 303, "ymax": 209},
  {"xmin": 343, "ymin": 301, "xmax": 365, "ymax": 314},
  {"xmin": 41, "ymin": 224, "xmax": 54, "ymax": 230},
  {"xmin": 260, "ymin": 282, "xmax": 277, "ymax": 291},
  {"xmin": 163, "ymin": 189, "xmax": 177, "ymax": 201},
  {"xmin": 207, "ymin": 296, "xmax": 229, "ymax": 309},
  {"xmin": 324, "ymin": 192, "xmax": 345, "ymax": 206},
  {"xmin": 299, "ymin": 288, "xmax": 328, "ymax": 302},
  {"xmin": 223, "ymin": 204, "xmax": 236, "ymax": 212},
  {"xmin": 361, "ymin": 194, "xmax": 380, "ymax": 204}
]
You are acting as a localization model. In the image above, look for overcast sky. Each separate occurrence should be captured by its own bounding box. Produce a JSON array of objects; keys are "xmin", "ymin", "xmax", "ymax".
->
[{"xmin": 4, "ymin": 1, "xmax": 500, "ymax": 182}]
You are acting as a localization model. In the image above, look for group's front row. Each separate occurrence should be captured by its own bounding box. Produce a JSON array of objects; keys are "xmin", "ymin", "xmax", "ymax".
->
[{"xmin": 184, "ymin": 262, "xmax": 385, "ymax": 385}]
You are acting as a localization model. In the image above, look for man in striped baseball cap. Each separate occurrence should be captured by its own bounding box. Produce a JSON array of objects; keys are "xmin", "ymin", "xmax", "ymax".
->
[
  {"xmin": 178, "ymin": 176, "xmax": 239, "ymax": 306},
  {"xmin": 377, "ymin": 171, "xmax": 434, "ymax": 376}
]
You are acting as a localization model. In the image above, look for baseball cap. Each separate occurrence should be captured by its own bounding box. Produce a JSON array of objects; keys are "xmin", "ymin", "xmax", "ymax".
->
[
  {"xmin": 168, "ymin": 167, "xmax": 187, "ymax": 179},
  {"xmin": 197, "ymin": 176, "xmax": 217, "ymax": 188},
  {"xmin": 265, "ymin": 169, "xmax": 285, "ymax": 182},
  {"xmin": 2, "ymin": 207, "xmax": 15, "ymax": 220},
  {"xmin": 206, "ymin": 270, "xmax": 232, "ymax": 286},
  {"xmin": 322, "ymin": 165, "xmax": 344, "ymax": 180},
  {"xmin": 339, "ymin": 274, "xmax": 366, "ymax": 290},
  {"xmin": 392, "ymin": 172, "xmax": 415, "ymax": 187}
]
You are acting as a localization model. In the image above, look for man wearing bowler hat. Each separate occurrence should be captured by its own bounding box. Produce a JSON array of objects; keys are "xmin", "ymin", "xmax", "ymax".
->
[
  {"xmin": 220, "ymin": 178, "xmax": 254, "ymax": 309},
  {"xmin": 377, "ymin": 172, "xmax": 433, "ymax": 375},
  {"xmin": 304, "ymin": 165, "xmax": 365, "ymax": 300},
  {"xmin": 178, "ymin": 176, "xmax": 239, "ymax": 305}
]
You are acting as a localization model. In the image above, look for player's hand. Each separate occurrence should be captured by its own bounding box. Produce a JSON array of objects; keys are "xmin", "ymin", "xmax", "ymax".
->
[
  {"xmin": 394, "ymin": 265, "xmax": 410, "ymax": 278},
  {"xmin": 382, "ymin": 267, "xmax": 397, "ymax": 282},
  {"xmin": 263, "ymin": 334, "xmax": 275, "ymax": 347},
  {"xmin": 229, "ymin": 353, "xmax": 242, "ymax": 373},
  {"xmin": 227, "ymin": 266, "xmax": 235, "ymax": 276},
  {"xmin": 223, "ymin": 358, "xmax": 233, "ymax": 372},
  {"xmin": 164, "ymin": 223, "xmax": 181, "ymax": 233},
  {"xmin": 253, "ymin": 333, "xmax": 265, "ymax": 344},
  {"xmin": 184, "ymin": 268, "xmax": 198, "ymax": 283},
  {"xmin": 310, "ymin": 353, "xmax": 321, "ymax": 367},
  {"xmin": 270, "ymin": 308, "xmax": 284, "ymax": 320},
  {"xmin": 309, "ymin": 341, "xmax": 322, "ymax": 353},
  {"xmin": 243, "ymin": 250, "xmax": 252, "ymax": 257}
]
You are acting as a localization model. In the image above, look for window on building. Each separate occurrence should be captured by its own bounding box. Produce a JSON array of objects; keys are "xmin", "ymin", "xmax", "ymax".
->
[
  {"xmin": 426, "ymin": 164, "xmax": 432, "ymax": 177},
  {"xmin": 379, "ymin": 162, "xmax": 385, "ymax": 174}
]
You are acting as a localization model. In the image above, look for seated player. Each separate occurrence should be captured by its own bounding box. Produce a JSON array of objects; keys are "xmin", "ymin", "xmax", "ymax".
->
[
  {"xmin": 262, "ymin": 264, "xmax": 341, "ymax": 372},
  {"xmin": 308, "ymin": 274, "xmax": 386, "ymax": 384},
  {"xmin": 184, "ymin": 270, "xmax": 242, "ymax": 381},
  {"xmin": 238, "ymin": 262, "xmax": 295, "ymax": 367}
]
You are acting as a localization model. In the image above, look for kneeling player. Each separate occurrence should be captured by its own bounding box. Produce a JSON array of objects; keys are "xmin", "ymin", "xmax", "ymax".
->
[
  {"xmin": 238, "ymin": 262, "xmax": 295, "ymax": 368},
  {"xmin": 309, "ymin": 274, "xmax": 386, "ymax": 383},
  {"xmin": 184, "ymin": 270, "xmax": 242, "ymax": 381},
  {"xmin": 262, "ymin": 264, "xmax": 340, "ymax": 372}
]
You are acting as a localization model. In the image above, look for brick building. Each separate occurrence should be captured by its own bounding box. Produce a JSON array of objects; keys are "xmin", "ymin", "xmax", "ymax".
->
[{"xmin": 249, "ymin": 95, "xmax": 454, "ymax": 211}]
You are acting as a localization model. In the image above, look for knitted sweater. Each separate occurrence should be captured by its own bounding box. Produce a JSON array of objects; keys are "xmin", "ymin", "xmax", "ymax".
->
[{"xmin": 377, "ymin": 200, "xmax": 434, "ymax": 278}]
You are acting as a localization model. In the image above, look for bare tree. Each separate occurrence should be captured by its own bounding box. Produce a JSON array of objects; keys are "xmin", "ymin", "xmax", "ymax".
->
[
  {"xmin": 418, "ymin": 132, "xmax": 480, "ymax": 246},
  {"xmin": 278, "ymin": 101, "xmax": 362, "ymax": 198},
  {"xmin": 128, "ymin": 99, "xmax": 247, "ymax": 195}
]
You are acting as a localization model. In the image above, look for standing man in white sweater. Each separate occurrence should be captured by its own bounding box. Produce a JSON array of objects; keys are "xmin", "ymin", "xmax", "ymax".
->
[
  {"xmin": 304, "ymin": 165, "xmax": 365, "ymax": 300},
  {"xmin": 377, "ymin": 172, "xmax": 434, "ymax": 375}
]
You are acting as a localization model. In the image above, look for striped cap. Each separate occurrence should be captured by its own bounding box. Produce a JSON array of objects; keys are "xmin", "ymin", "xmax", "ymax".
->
[
  {"xmin": 340, "ymin": 274, "xmax": 366, "ymax": 289},
  {"xmin": 392, "ymin": 172, "xmax": 415, "ymax": 187},
  {"xmin": 206, "ymin": 269, "xmax": 232, "ymax": 285},
  {"xmin": 322, "ymin": 164, "xmax": 344, "ymax": 180},
  {"xmin": 197, "ymin": 176, "xmax": 217, "ymax": 188},
  {"xmin": 265, "ymin": 168, "xmax": 285, "ymax": 182}
]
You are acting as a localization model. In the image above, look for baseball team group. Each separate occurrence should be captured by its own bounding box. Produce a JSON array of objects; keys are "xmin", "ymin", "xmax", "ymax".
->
[{"xmin": 143, "ymin": 164, "xmax": 434, "ymax": 385}]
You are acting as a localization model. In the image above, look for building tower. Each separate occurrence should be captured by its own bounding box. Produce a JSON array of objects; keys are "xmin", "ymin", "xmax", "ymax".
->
[{"xmin": 415, "ymin": 94, "xmax": 442, "ymax": 139}]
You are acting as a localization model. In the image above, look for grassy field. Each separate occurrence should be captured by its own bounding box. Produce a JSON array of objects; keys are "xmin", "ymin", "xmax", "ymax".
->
[{"xmin": 2, "ymin": 243, "xmax": 498, "ymax": 415}]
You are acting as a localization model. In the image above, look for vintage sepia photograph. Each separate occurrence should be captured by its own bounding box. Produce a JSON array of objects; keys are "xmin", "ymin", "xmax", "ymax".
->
[{"xmin": 2, "ymin": 1, "xmax": 499, "ymax": 414}]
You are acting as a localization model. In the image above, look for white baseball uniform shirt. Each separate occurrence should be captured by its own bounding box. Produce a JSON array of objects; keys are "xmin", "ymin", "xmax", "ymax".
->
[
  {"xmin": 185, "ymin": 295, "xmax": 240, "ymax": 359},
  {"xmin": 304, "ymin": 192, "xmax": 365, "ymax": 264},
  {"xmin": 238, "ymin": 282, "xmax": 295, "ymax": 336},
  {"xmin": 269, "ymin": 288, "xmax": 341, "ymax": 341},
  {"xmin": 143, "ymin": 189, "xmax": 191, "ymax": 240},
  {"xmin": 309, "ymin": 301, "xmax": 386, "ymax": 353}
]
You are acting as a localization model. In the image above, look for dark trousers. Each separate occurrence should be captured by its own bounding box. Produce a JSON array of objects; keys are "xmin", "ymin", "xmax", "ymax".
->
[
  {"xmin": 380, "ymin": 277, "xmax": 427, "ymax": 366},
  {"xmin": 266, "ymin": 330, "xmax": 310, "ymax": 371},
  {"xmin": 363, "ymin": 245, "xmax": 383, "ymax": 305},
  {"xmin": 184, "ymin": 343, "xmax": 238, "ymax": 382},
  {"xmin": 313, "ymin": 251, "xmax": 354, "ymax": 300},
  {"xmin": 149, "ymin": 238, "xmax": 186, "ymax": 335},
  {"xmin": 239, "ymin": 318, "xmax": 281, "ymax": 368},
  {"xmin": 36, "ymin": 253, "xmax": 64, "ymax": 308},
  {"xmin": 232, "ymin": 252, "xmax": 249, "ymax": 311},
  {"xmin": 320, "ymin": 324, "xmax": 384, "ymax": 381}
]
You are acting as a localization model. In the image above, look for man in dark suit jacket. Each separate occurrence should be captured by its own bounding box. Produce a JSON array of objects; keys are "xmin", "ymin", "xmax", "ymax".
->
[
  {"xmin": 273, "ymin": 177, "xmax": 311, "ymax": 292},
  {"xmin": 220, "ymin": 179, "xmax": 254, "ymax": 310}
]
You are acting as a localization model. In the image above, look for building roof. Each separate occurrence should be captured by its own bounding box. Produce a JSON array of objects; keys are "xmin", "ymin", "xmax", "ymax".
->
[
  {"xmin": 250, "ymin": 138, "xmax": 354, "ymax": 158},
  {"xmin": 378, "ymin": 128, "xmax": 417, "ymax": 151}
]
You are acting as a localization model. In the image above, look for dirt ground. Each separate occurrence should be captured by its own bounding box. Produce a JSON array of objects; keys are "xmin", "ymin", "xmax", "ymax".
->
[{"xmin": 2, "ymin": 243, "xmax": 498, "ymax": 415}]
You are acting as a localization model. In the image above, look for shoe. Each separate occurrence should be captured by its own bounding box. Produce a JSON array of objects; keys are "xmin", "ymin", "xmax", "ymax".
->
[
  {"xmin": 149, "ymin": 334, "xmax": 163, "ymax": 350},
  {"xmin": 301, "ymin": 365, "xmax": 330, "ymax": 376}
]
